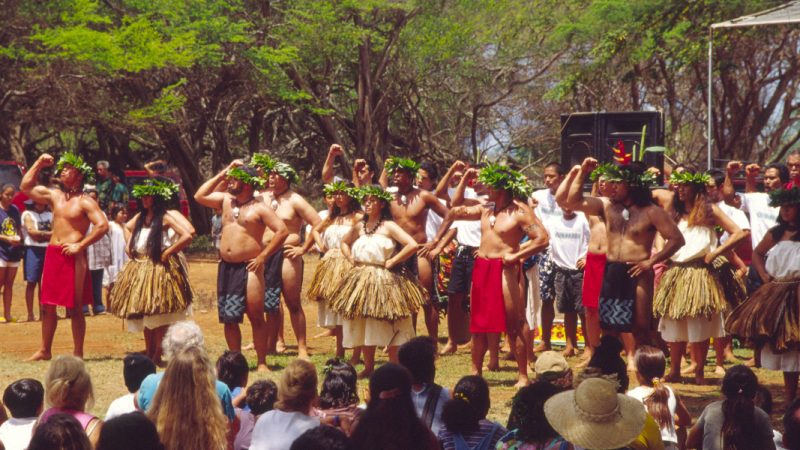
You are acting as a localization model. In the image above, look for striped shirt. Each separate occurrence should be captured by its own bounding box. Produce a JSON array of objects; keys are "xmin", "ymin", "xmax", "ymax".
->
[{"xmin": 438, "ymin": 419, "xmax": 507, "ymax": 450}]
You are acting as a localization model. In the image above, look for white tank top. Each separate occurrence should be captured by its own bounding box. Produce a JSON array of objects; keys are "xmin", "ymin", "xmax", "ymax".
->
[{"xmin": 671, "ymin": 220, "xmax": 717, "ymax": 263}]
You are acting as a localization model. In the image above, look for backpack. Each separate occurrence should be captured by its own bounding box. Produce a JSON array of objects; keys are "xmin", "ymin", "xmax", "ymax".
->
[{"xmin": 453, "ymin": 423, "xmax": 501, "ymax": 450}]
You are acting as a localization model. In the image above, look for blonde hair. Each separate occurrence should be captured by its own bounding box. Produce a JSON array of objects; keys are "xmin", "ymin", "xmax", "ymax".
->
[
  {"xmin": 147, "ymin": 347, "xmax": 228, "ymax": 450},
  {"xmin": 44, "ymin": 356, "xmax": 94, "ymax": 411},
  {"xmin": 276, "ymin": 359, "xmax": 318, "ymax": 413}
]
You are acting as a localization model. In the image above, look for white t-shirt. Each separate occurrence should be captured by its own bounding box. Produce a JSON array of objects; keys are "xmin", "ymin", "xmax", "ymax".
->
[
  {"xmin": 20, "ymin": 210, "xmax": 52, "ymax": 247},
  {"xmin": 545, "ymin": 214, "xmax": 589, "ymax": 270},
  {"xmin": 454, "ymin": 219, "xmax": 482, "ymax": 248},
  {"xmin": 105, "ymin": 392, "xmax": 136, "ymax": 420},
  {"xmin": 738, "ymin": 192, "xmax": 779, "ymax": 249},
  {"xmin": 531, "ymin": 188, "xmax": 562, "ymax": 224},
  {"xmin": 716, "ymin": 201, "xmax": 750, "ymax": 244},
  {"xmin": 0, "ymin": 417, "xmax": 36, "ymax": 450},
  {"xmin": 425, "ymin": 199, "xmax": 446, "ymax": 243},
  {"xmin": 627, "ymin": 385, "xmax": 679, "ymax": 445},
  {"xmin": 250, "ymin": 410, "xmax": 320, "ymax": 450}
]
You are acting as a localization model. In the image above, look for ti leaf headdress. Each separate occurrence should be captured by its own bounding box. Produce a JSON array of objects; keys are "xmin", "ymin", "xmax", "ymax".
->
[
  {"xmin": 355, "ymin": 185, "xmax": 394, "ymax": 204},
  {"xmin": 601, "ymin": 164, "xmax": 657, "ymax": 187},
  {"xmin": 56, "ymin": 152, "xmax": 94, "ymax": 183},
  {"xmin": 477, "ymin": 163, "xmax": 533, "ymax": 199},
  {"xmin": 250, "ymin": 153, "xmax": 276, "ymax": 172},
  {"xmin": 769, "ymin": 187, "xmax": 800, "ymax": 207},
  {"xmin": 271, "ymin": 162, "xmax": 300, "ymax": 184},
  {"xmin": 589, "ymin": 163, "xmax": 615, "ymax": 182},
  {"xmin": 668, "ymin": 171, "xmax": 711, "ymax": 186},
  {"xmin": 132, "ymin": 179, "xmax": 179, "ymax": 200},
  {"xmin": 227, "ymin": 167, "xmax": 265, "ymax": 188},
  {"xmin": 385, "ymin": 157, "xmax": 420, "ymax": 176},
  {"xmin": 323, "ymin": 180, "xmax": 357, "ymax": 198}
]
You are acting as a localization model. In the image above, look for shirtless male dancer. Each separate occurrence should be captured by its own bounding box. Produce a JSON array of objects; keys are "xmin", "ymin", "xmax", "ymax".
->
[
  {"xmin": 433, "ymin": 165, "xmax": 549, "ymax": 387},
  {"xmin": 560, "ymin": 158, "xmax": 684, "ymax": 369},
  {"xmin": 23, "ymin": 152, "xmax": 109, "ymax": 360},
  {"xmin": 384, "ymin": 157, "xmax": 449, "ymax": 344},
  {"xmin": 258, "ymin": 158, "xmax": 321, "ymax": 360},
  {"xmin": 194, "ymin": 161, "xmax": 289, "ymax": 371}
]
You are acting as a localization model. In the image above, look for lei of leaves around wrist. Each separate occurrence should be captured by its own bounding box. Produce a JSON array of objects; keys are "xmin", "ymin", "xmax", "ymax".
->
[
  {"xmin": 769, "ymin": 187, "xmax": 800, "ymax": 207},
  {"xmin": 355, "ymin": 185, "xmax": 394, "ymax": 203},
  {"xmin": 132, "ymin": 179, "xmax": 179, "ymax": 200},
  {"xmin": 227, "ymin": 167, "xmax": 265, "ymax": 189},
  {"xmin": 668, "ymin": 171, "xmax": 711, "ymax": 186},
  {"xmin": 385, "ymin": 157, "xmax": 420, "ymax": 176},
  {"xmin": 56, "ymin": 152, "xmax": 95, "ymax": 183},
  {"xmin": 477, "ymin": 163, "xmax": 533, "ymax": 199}
]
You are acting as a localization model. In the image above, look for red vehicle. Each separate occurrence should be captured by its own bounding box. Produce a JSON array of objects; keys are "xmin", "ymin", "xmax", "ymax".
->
[{"xmin": 123, "ymin": 170, "xmax": 191, "ymax": 218}]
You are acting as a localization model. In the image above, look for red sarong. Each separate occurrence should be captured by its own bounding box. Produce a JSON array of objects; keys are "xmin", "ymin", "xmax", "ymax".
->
[
  {"xmin": 469, "ymin": 257, "xmax": 506, "ymax": 333},
  {"xmin": 581, "ymin": 252, "xmax": 606, "ymax": 309},
  {"xmin": 40, "ymin": 245, "xmax": 93, "ymax": 309}
]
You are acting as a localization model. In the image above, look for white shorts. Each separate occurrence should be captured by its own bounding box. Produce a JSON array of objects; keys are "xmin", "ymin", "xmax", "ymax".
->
[
  {"xmin": 342, "ymin": 316, "xmax": 414, "ymax": 348},
  {"xmin": 659, "ymin": 313, "xmax": 725, "ymax": 343},
  {"xmin": 0, "ymin": 259, "xmax": 20, "ymax": 268}
]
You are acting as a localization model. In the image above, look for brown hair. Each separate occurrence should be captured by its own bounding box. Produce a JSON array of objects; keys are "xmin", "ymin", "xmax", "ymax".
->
[
  {"xmin": 634, "ymin": 346, "xmax": 673, "ymax": 431},
  {"xmin": 276, "ymin": 359, "xmax": 318, "ymax": 413},
  {"xmin": 44, "ymin": 356, "xmax": 94, "ymax": 412}
]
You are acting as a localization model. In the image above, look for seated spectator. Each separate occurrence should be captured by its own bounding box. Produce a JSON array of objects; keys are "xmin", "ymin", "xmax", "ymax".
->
[
  {"xmin": 217, "ymin": 351, "xmax": 249, "ymax": 408},
  {"xmin": 627, "ymin": 346, "xmax": 691, "ymax": 450},
  {"xmin": 783, "ymin": 398, "xmax": 800, "ymax": 450},
  {"xmin": 533, "ymin": 351, "xmax": 573, "ymax": 391},
  {"xmin": 0, "ymin": 378, "xmax": 43, "ymax": 450},
  {"xmin": 438, "ymin": 375, "xmax": 506, "ymax": 450},
  {"xmin": 137, "ymin": 321, "xmax": 235, "ymax": 420},
  {"xmin": 398, "ymin": 336, "xmax": 449, "ymax": 436},
  {"xmin": 251, "ymin": 359, "xmax": 320, "ymax": 450},
  {"xmin": 686, "ymin": 365, "xmax": 776, "ymax": 450},
  {"xmin": 147, "ymin": 346, "xmax": 230, "ymax": 450},
  {"xmin": 39, "ymin": 356, "xmax": 102, "ymax": 447},
  {"xmin": 290, "ymin": 426, "xmax": 353, "ymax": 450},
  {"xmin": 350, "ymin": 363, "xmax": 438, "ymax": 450},
  {"xmin": 28, "ymin": 413, "xmax": 91, "ymax": 450},
  {"xmin": 235, "ymin": 380, "xmax": 278, "ymax": 450},
  {"xmin": 755, "ymin": 386, "xmax": 784, "ymax": 450},
  {"xmin": 96, "ymin": 412, "xmax": 163, "ymax": 450},
  {"xmin": 105, "ymin": 354, "xmax": 156, "ymax": 420},
  {"xmin": 314, "ymin": 359, "xmax": 363, "ymax": 436},
  {"xmin": 497, "ymin": 382, "xmax": 572, "ymax": 450},
  {"xmin": 544, "ymin": 377, "xmax": 647, "ymax": 450}
]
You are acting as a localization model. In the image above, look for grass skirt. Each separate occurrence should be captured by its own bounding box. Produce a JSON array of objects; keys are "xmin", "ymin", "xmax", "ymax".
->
[
  {"xmin": 725, "ymin": 279, "xmax": 800, "ymax": 352},
  {"xmin": 653, "ymin": 257, "xmax": 742, "ymax": 320},
  {"xmin": 329, "ymin": 264, "xmax": 427, "ymax": 321},
  {"xmin": 306, "ymin": 250, "xmax": 353, "ymax": 303},
  {"xmin": 108, "ymin": 255, "xmax": 193, "ymax": 318}
]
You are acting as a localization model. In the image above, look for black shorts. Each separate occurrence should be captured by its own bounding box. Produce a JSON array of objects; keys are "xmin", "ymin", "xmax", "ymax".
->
[
  {"xmin": 554, "ymin": 266, "xmax": 584, "ymax": 314},
  {"xmin": 263, "ymin": 250, "xmax": 283, "ymax": 313},
  {"xmin": 447, "ymin": 245, "xmax": 477, "ymax": 295}
]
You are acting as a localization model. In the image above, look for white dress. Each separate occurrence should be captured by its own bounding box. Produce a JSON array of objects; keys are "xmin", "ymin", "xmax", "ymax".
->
[
  {"xmin": 104, "ymin": 221, "xmax": 129, "ymax": 285},
  {"xmin": 316, "ymin": 223, "xmax": 352, "ymax": 328},
  {"xmin": 759, "ymin": 241, "xmax": 800, "ymax": 372}
]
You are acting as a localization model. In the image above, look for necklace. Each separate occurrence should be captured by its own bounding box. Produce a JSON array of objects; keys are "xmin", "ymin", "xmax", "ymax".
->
[
  {"xmin": 270, "ymin": 188, "xmax": 288, "ymax": 211},
  {"xmin": 489, "ymin": 200, "xmax": 513, "ymax": 228},
  {"xmin": 232, "ymin": 196, "xmax": 255, "ymax": 220},
  {"xmin": 364, "ymin": 219, "xmax": 382, "ymax": 235}
]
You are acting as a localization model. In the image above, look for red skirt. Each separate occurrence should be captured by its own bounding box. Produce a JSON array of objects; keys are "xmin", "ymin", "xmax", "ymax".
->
[
  {"xmin": 40, "ymin": 245, "xmax": 93, "ymax": 308},
  {"xmin": 581, "ymin": 252, "xmax": 606, "ymax": 309},
  {"xmin": 469, "ymin": 257, "xmax": 506, "ymax": 333}
]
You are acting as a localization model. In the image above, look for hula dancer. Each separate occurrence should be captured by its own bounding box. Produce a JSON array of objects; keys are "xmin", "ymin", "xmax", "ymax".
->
[
  {"xmin": 307, "ymin": 181, "xmax": 362, "ymax": 359},
  {"xmin": 329, "ymin": 185, "xmax": 426, "ymax": 379},
  {"xmin": 726, "ymin": 188, "xmax": 800, "ymax": 400},
  {"xmin": 108, "ymin": 180, "xmax": 194, "ymax": 366},
  {"xmin": 21, "ymin": 152, "xmax": 109, "ymax": 361},
  {"xmin": 653, "ymin": 170, "xmax": 747, "ymax": 384}
]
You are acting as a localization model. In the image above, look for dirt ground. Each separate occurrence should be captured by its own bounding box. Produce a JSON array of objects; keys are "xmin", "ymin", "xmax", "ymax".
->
[{"xmin": 0, "ymin": 257, "xmax": 787, "ymax": 425}]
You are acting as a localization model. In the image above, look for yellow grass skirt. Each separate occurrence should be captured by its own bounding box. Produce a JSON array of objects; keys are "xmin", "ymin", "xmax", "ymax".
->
[
  {"xmin": 306, "ymin": 250, "xmax": 354, "ymax": 303},
  {"xmin": 108, "ymin": 255, "xmax": 193, "ymax": 318},
  {"xmin": 726, "ymin": 279, "xmax": 800, "ymax": 352},
  {"xmin": 653, "ymin": 257, "xmax": 743, "ymax": 320},
  {"xmin": 329, "ymin": 264, "xmax": 427, "ymax": 321}
]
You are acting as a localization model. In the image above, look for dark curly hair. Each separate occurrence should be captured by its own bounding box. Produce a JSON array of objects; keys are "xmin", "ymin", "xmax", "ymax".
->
[
  {"xmin": 441, "ymin": 375, "xmax": 490, "ymax": 434},
  {"xmin": 506, "ymin": 382, "xmax": 560, "ymax": 445},
  {"xmin": 318, "ymin": 359, "xmax": 359, "ymax": 409}
]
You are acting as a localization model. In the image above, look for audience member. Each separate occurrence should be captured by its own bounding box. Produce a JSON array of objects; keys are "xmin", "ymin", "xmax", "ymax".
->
[
  {"xmin": 783, "ymin": 398, "xmax": 800, "ymax": 450},
  {"xmin": 350, "ymin": 363, "xmax": 438, "ymax": 450},
  {"xmin": 147, "ymin": 346, "xmax": 230, "ymax": 450},
  {"xmin": 497, "ymin": 382, "xmax": 572, "ymax": 450},
  {"xmin": 0, "ymin": 184, "xmax": 22, "ymax": 323},
  {"xmin": 533, "ymin": 351, "xmax": 573, "ymax": 391},
  {"xmin": 105, "ymin": 354, "xmax": 156, "ymax": 420},
  {"xmin": 20, "ymin": 198, "xmax": 51, "ymax": 322},
  {"xmin": 27, "ymin": 413, "xmax": 91, "ymax": 450},
  {"xmin": 39, "ymin": 356, "xmax": 102, "ymax": 446},
  {"xmin": 290, "ymin": 426, "xmax": 353, "ymax": 450},
  {"xmin": 234, "ymin": 380, "xmax": 278, "ymax": 450},
  {"xmin": 314, "ymin": 359, "xmax": 362, "ymax": 436},
  {"xmin": 104, "ymin": 205, "xmax": 129, "ymax": 290},
  {"xmin": 217, "ymin": 350, "xmax": 249, "ymax": 408},
  {"xmin": 438, "ymin": 375, "xmax": 506, "ymax": 450},
  {"xmin": 250, "ymin": 359, "xmax": 320, "ymax": 450},
  {"xmin": 398, "ymin": 336, "xmax": 449, "ymax": 436},
  {"xmin": 754, "ymin": 385, "xmax": 784, "ymax": 450},
  {"xmin": 96, "ymin": 412, "xmax": 163, "ymax": 450},
  {"xmin": 686, "ymin": 365, "xmax": 776, "ymax": 450},
  {"xmin": 0, "ymin": 379, "xmax": 43, "ymax": 450}
]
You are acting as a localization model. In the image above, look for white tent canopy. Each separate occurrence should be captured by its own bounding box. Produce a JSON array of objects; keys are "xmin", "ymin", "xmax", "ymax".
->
[{"xmin": 706, "ymin": 1, "xmax": 800, "ymax": 168}]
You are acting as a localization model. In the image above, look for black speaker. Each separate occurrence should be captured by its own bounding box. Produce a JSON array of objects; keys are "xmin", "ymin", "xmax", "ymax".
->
[{"xmin": 560, "ymin": 111, "xmax": 664, "ymax": 178}]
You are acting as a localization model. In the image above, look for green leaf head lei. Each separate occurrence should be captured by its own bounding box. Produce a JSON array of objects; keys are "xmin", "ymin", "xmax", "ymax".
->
[
  {"xmin": 385, "ymin": 157, "xmax": 420, "ymax": 177},
  {"xmin": 668, "ymin": 171, "xmax": 711, "ymax": 186},
  {"xmin": 769, "ymin": 187, "xmax": 800, "ymax": 207},
  {"xmin": 323, "ymin": 180, "xmax": 357, "ymax": 199},
  {"xmin": 227, "ymin": 167, "xmax": 265, "ymax": 189},
  {"xmin": 356, "ymin": 185, "xmax": 394, "ymax": 204},
  {"xmin": 132, "ymin": 179, "xmax": 179, "ymax": 200},
  {"xmin": 477, "ymin": 163, "xmax": 533, "ymax": 199},
  {"xmin": 56, "ymin": 152, "xmax": 95, "ymax": 183}
]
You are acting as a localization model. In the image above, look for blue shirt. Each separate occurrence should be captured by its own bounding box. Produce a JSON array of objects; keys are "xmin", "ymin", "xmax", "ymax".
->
[
  {"xmin": 411, "ymin": 383, "xmax": 450, "ymax": 437},
  {"xmin": 137, "ymin": 372, "xmax": 236, "ymax": 420}
]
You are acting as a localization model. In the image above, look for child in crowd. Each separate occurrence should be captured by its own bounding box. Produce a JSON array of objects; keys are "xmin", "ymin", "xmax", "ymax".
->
[
  {"xmin": 217, "ymin": 350, "xmax": 249, "ymax": 408},
  {"xmin": 497, "ymin": 382, "xmax": 572, "ymax": 450},
  {"xmin": 438, "ymin": 375, "xmax": 507, "ymax": 450},
  {"xmin": 96, "ymin": 412, "xmax": 163, "ymax": 450},
  {"xmin": 627, "ymin": 346, "xmax": 691, "ymax": 450},
  {"xmin": 398, "ymin": 336, "xmax": 450, "ymax": 436},
  {"xmin": 105, "ymin": 354, "xmax": 156, "ymax": 420},
  {"xmin": 0, "ymin": 379, "xmax": 44, "ymax": 450},
  {"xmin": 39, "ymin": 356, "xmax": 103, "ymax": 447},
  {"xmin": 235, "ymin": 380, "xmax": 278, "ymax": 450},
  {"xmin": 314, "ymin": 359, "xmax": 362, "ymax": 436},
  {"xmin": 28, "ymin": 413, "xmax": 91, "ymax": 450}
]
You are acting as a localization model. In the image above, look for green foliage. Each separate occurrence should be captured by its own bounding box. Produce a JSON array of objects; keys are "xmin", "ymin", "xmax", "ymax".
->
[{"xmin": 128, "ymin": 79, "xmax": 187, "ymax": 125}]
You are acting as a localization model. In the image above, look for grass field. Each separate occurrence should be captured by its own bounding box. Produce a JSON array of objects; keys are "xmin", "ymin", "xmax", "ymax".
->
[{"xmin": 0, "ymin": 257, "xmax": 785, "ymax": 426}]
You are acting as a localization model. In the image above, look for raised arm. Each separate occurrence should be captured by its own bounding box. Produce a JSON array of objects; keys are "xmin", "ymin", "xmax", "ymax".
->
[
  {"xmin": 21, "ymin": 154, "xmax": 55, "ymax": 204},
  {"xmin": 434, "ymin": 161, "xmax": 466, "ymax": 201},
  {"xmin": 167, "ymin": 210, "xmax": 195, "ymax": 237},
  {"xmin": 722, "ymin": 161, "xmax": 742, "ymax": 208},
  {"xmin": 384, "ymin": 221, "xmax": 420, "ymax": 269},
  {"xmin": 554, "ymin": 165, "xmax": 580, "ymax": 207},
  {"xmin": 194, "ymin": 161, "xmax": 240, "ymax": 209},
  {"xmin": 744, "ymin": 163, "xmax": 760, "ymax": 193},
  {"xmin": 560, "ymin": 158, "xmax": 605, "ymax": 216},
  {"xmin": 322, "ymin": 144, "xmax": 344, "ymax": 184}
]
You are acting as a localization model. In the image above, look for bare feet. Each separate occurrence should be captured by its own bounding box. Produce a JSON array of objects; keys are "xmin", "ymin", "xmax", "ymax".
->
[
  {"xmin": 357, "ymin": 369, "xmax": 373, "ymax": 379},
  {"xmin": 25, "ymin": 350, "xmax": 51, "ymax": 362},
  {"xmin": 680, "ymin": 363, "xmax": 697, "ymax": 375},
  {"xmin": 514, "ymin": 376, "xmax": 531, "ymax": 389},
  {"xmin": 485, "ymin": 363, "xmax": 500, "ymax": 372},
  {"xmin": 663, "ymin": 372, "xmax": 681, "ymax": 383},
  {"xmin": 243, "ymin": 342, "xmax": 255, "ymax": 351},
  {"xmin": 503, "ymin": 352, "xmax": 517, "ymax": 361},
  {"xmin": 25, "ymin": 315, "xmax": 35, "ymax": 322},
  {"xmin": 744, "ymin": 357, "xmax": 759, "ymax": 368},
  {"xmin": 562, "ymin": 346, "xmax": 577, "ymax": 357},
  {"xmin": 694, "ymin": 375, "xmax": 706, "ymax": 385},
  {"xmin": 439, "ymin": 342, "xmax": 458, "ymax": 356},
  {"xmin": 298, "ymin": 349, "xmax": 311, "ymax": 361},
  {"xmin": 276, "ymin": 340, "xmax": 287, "ymax": 354},
  {"xmin": 73, "ymin": 352, "xmax": 83, "ymax": 360},
  {"xmin": 313, "ymin": 329, "xmax": 335, "ymax": 339},
  {"xmin": 532, "ymin": 342, "xmax": 551, "ymax": 353},
  {"xmin": 714, "ymin": 365, "xmax": 726, "ymax": 376},
  {"xmin": 256, "ymin": 363, "xmax": 271, "ymax": 373}
]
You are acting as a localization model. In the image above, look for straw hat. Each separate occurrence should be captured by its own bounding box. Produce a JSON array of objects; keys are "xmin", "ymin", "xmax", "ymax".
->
[
  {"xmin": 535, "ymin": 351, "xmax": 572, "ymax": 389},
  {"xmin": 544, "ymin": 377, "xmax": 646, "ymax": 450}
]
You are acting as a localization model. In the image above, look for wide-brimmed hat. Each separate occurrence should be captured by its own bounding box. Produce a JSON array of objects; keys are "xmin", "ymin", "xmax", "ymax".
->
[{"xmin": 544, "ymin": 377, "xmax": 646, "ymax": 450}]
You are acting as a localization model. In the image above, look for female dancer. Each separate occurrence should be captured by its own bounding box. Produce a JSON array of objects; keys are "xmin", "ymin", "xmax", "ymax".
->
[
  {"xmin": 330, "ymin": 185, "xmax": 426, "ymax": 378},
  {"xmin": 653, "ymin": 170, "xmax": 746, "ymax": 384},
  {"xmin": 307, "ymin": 181, "xmax": 362, "ymax": 359},
  {"xmin": 727, "ymin": 187, "xmax": 800, "ymax": 400},
  {"xmin": 108, "ymin": 180, "xmax": 193, "ymax": 365}
]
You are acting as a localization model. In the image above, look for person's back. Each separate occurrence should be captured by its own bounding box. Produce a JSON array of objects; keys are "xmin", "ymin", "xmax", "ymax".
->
[
  {"xmin": 28, "ymin": 413, "xmax": 91, "ymax": 450},
  {"xmin": 96, "ymin": 412, "xmax": 163, "ymax": 450},
  {"xmin": 0, "ymin": 379, "xmax": 43, "ymax": 450},
  {"xmin": 105, "ymin": 354, "xmax": 156, "ymax": 420},
  {"xmin": 437, "ymin": 376, "xmax": 506, "ymax": 450},
  {"xmin": 398, "ymin": 337, "xmax": 449, "ymax": 436},
  {"xmin": 235, "ymin": 380, "xmax": 278, "ymax": 450}
]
